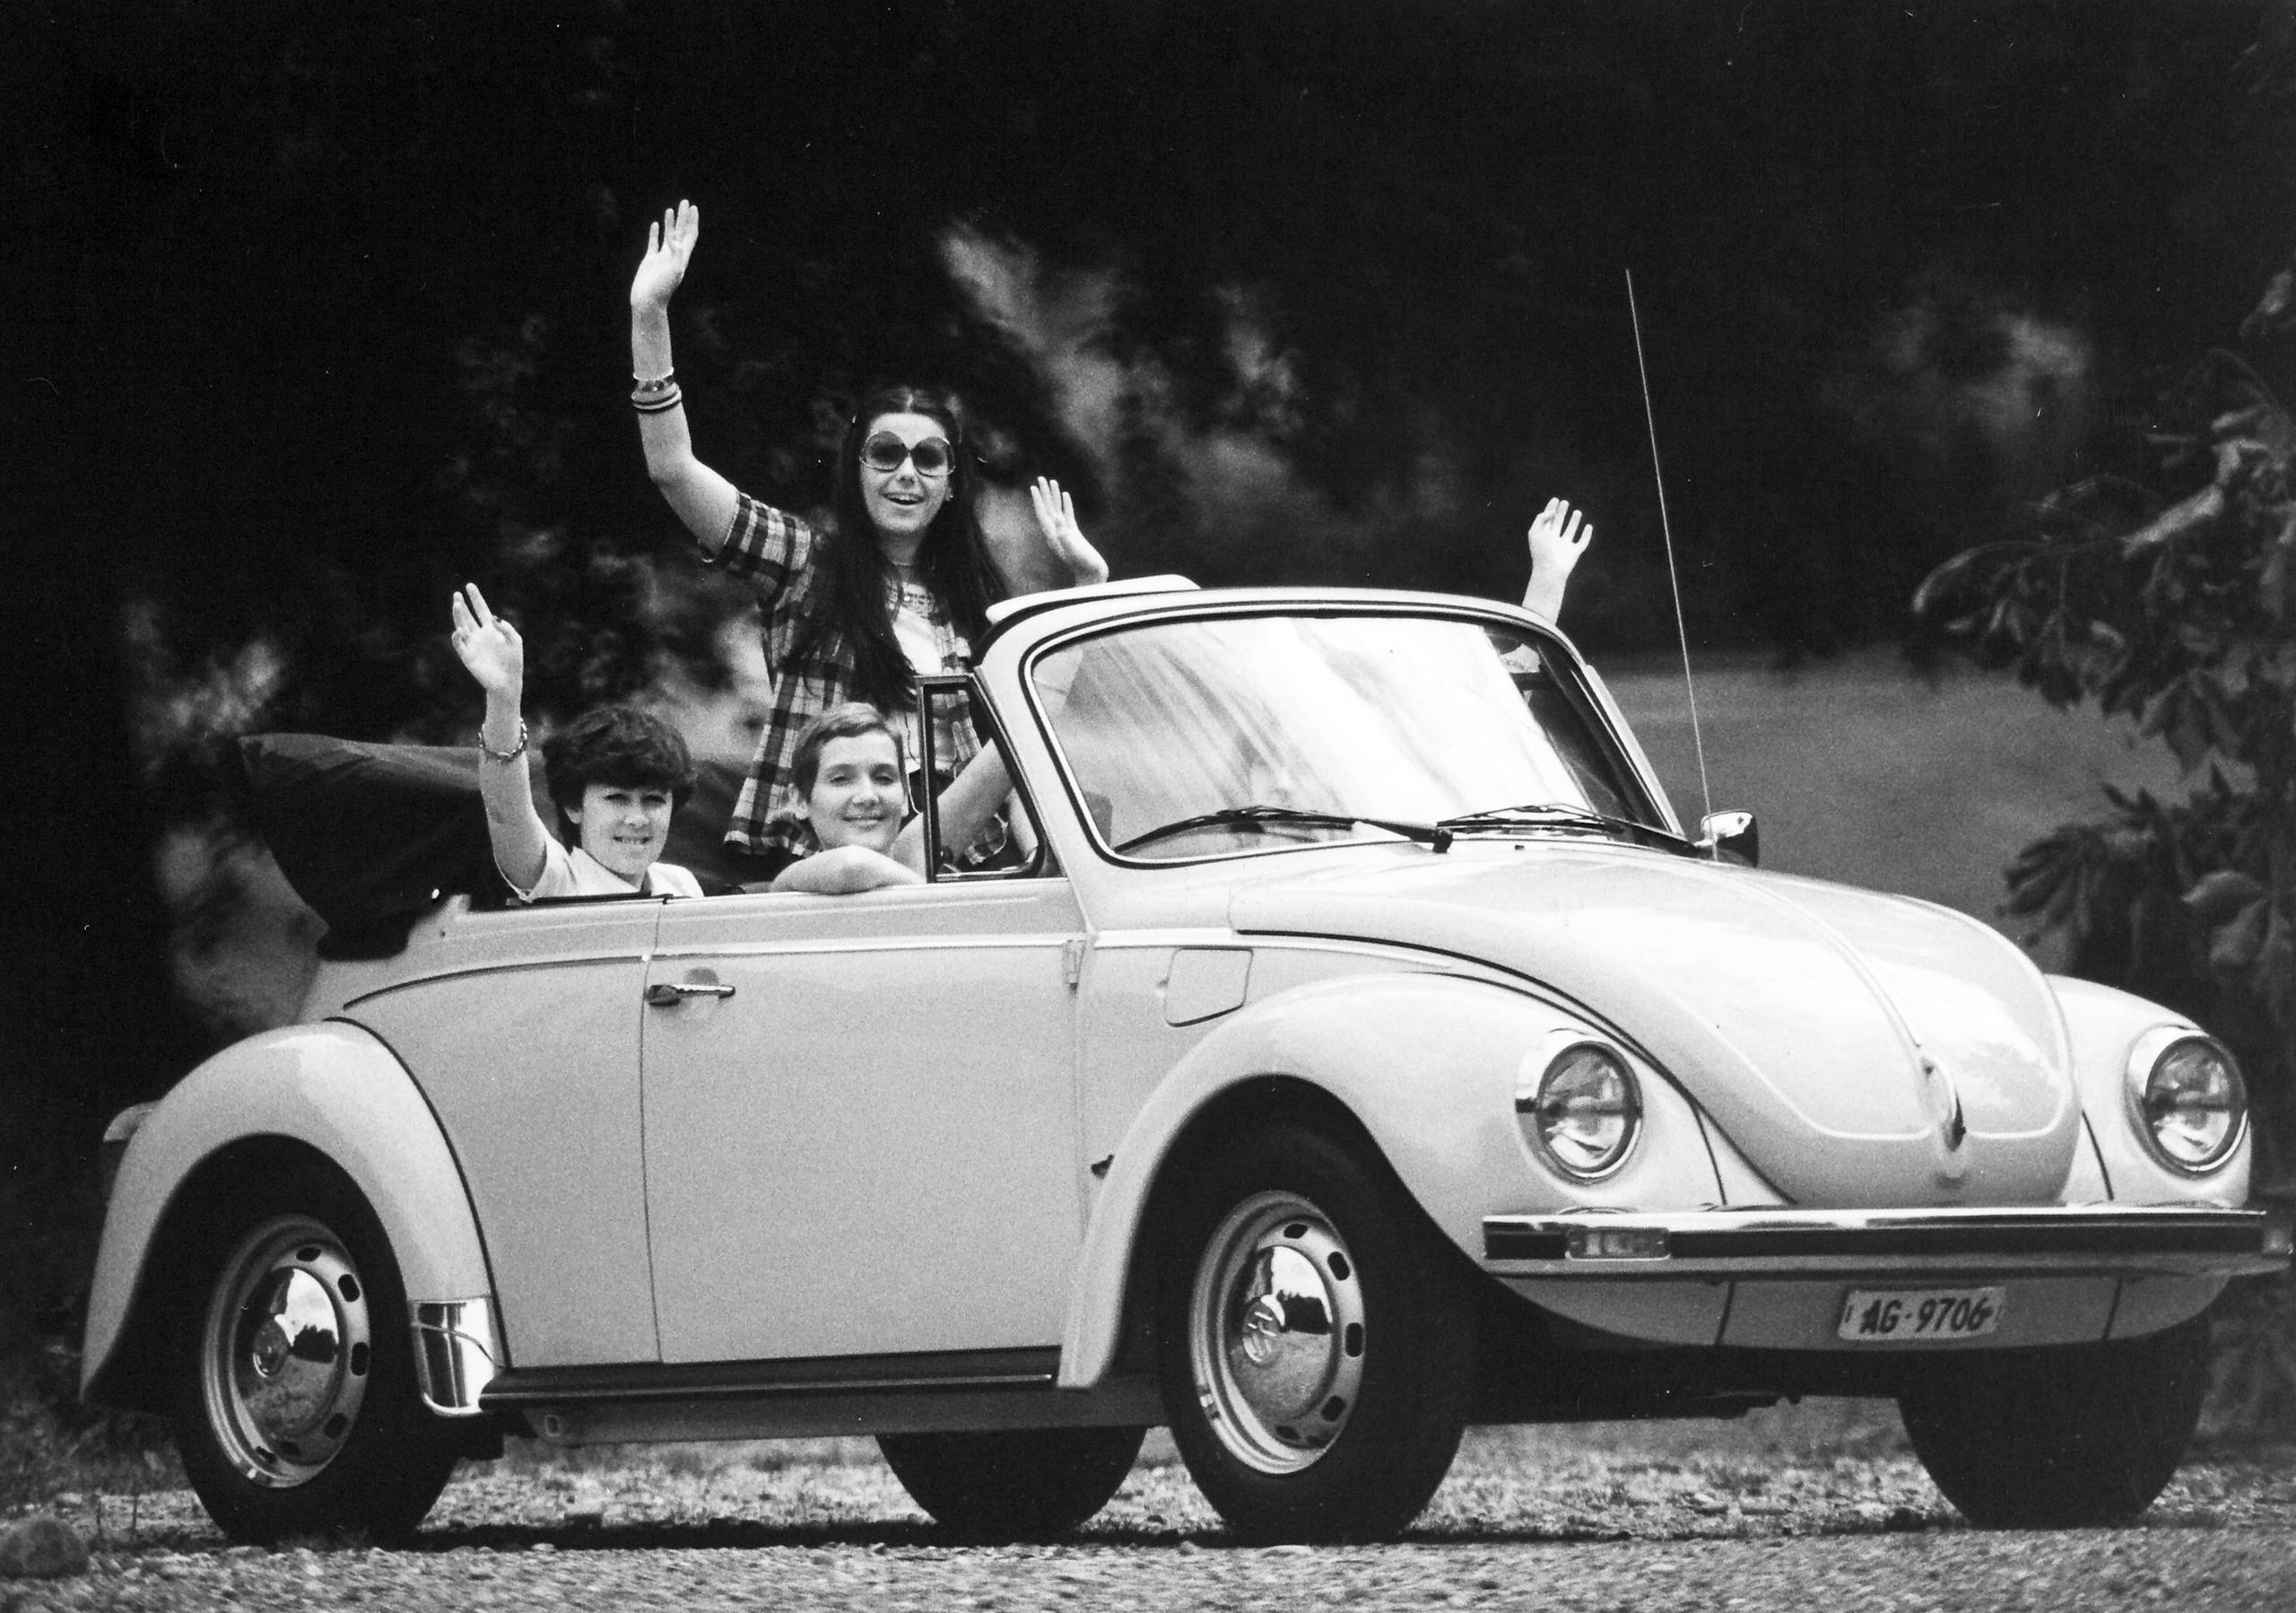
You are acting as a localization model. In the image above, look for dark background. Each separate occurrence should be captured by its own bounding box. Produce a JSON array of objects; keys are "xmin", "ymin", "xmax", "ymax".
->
[{"xmin": 7, "ymin": 0, "xmax": 2294, "ymax": 1358}]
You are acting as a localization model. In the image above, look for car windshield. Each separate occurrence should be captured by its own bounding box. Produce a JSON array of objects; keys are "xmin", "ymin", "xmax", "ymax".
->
[{"xmin": 1032, "ymin": 611, "xmax": 1663, "ymax": 861}]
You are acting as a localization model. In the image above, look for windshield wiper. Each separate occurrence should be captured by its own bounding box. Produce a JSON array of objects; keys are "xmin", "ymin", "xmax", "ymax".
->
[
  {"xmin": 1116, "ymin": 804, "xmax": 1454, "ymax": 855},
  {"xmin": 1436, "ymin": 801, "xmax": 1691, "ymax": 852}
]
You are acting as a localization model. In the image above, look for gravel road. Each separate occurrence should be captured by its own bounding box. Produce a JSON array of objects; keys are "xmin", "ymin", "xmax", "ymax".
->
[{"xmin": 10, "ymin": 1406, "xmax": 2296, "ymax": 1611}]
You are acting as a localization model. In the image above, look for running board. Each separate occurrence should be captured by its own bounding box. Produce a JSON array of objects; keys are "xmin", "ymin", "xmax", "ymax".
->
[
  {"xmin": 483, "ymin": 1346, "xmax": 1061, "ymax": 1407},
  {"xmin": 482, "ymin": 1347, "xmax": 1163, "ymax": 1445}
]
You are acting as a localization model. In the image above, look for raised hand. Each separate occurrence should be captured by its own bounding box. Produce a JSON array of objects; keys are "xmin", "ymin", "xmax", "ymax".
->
[
  {"xmin": 1528, "ymin": 497, "xmax": 1592, "ymax": 582},
  {"xmin": 630, "ymin": 199, "xmax": 700, "ymax": 311},
  {"xmin": 449, "ymin": 583, "xmax": 524, "ymax": 701},
  {"xmin": 1030, "ymin": 476, "xmax": 1109, "ymax": 587},
  {"xmin": 1523, "ymin": 497, "xmax": 1593, "ymax": 620}
]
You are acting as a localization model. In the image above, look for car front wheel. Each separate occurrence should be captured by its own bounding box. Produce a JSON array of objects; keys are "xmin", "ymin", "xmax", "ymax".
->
[
  {"xmin": 170, "ymin": 1168, "xmax": 461, "ymax": 1543},
  {"xmin": 1155, "ymin": 1120, "xmax": 1475, "ymax": 1542},
  {"xmin": 877, "ymin": 1426, "xmax": 1146, "ymax": 1538},
  {"xmin": 1898, "ymin": 1313, "xmax": 2212, "ymax": 1528}
]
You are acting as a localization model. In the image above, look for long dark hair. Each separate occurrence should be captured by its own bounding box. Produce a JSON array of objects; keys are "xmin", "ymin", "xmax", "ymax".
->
[{"xmin": 801, "ymin": 385, "xmax": 1006, "ymax": 712}]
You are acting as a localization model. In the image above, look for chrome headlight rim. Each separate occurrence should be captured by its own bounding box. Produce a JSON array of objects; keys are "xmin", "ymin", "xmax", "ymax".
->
[
  {"xmin": 2123, "ymin": 1025, "xmax": 2248, "ymax": 1177},
  {"xmin": 1517, "ymin": 1029, "xmax": 1644, "ymax": 1183}
]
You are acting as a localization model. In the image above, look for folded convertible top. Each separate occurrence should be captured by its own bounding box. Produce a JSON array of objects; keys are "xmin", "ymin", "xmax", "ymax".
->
[
  {"xmin": 238, "ymin": 733, "xmax": 750, "ymax": 955},
  {"xmin": 236, "ymin": 734, "xmax": 506, "ymax": 958}
]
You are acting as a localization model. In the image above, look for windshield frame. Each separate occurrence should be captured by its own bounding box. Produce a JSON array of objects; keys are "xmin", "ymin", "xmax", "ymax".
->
[{"xmin": 1018, "ymin": 600, "xmax": 1675, "ymax": 871}]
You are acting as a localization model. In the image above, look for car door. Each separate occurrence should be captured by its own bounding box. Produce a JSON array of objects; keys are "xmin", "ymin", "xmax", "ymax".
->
[
  {"xmin": 342, "ymin": 898, "xmax": 665, "ymax": 1367},
  {"xmin": 639, "ymin": 877, "xmax": 1088, "ymax": 1365}
]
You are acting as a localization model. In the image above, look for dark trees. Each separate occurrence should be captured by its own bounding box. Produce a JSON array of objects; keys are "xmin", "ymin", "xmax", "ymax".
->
[{"xmin": 7, "ymin": 0, "xmax": 2294, "ymax": 1366}]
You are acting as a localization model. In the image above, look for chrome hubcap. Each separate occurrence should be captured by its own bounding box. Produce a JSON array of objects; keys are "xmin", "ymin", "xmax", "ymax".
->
[
  {"xmin": 199, "ymin": 1216, "xmax": 372, "ymax": 1488},
  {"xmin": 1188, "ymin": 1191, "xmax": 1366, "ymax": 1474}
]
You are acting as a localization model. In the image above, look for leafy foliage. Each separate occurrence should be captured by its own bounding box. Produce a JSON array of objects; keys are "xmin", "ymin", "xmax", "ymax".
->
[
  {"xmin": 1918, "ymin": 266, "xmax": 2296, "ymax": 1165},
  {"xmin": 1917, "ymin": 256, "xmax": 2296, "ymax": 1429}
]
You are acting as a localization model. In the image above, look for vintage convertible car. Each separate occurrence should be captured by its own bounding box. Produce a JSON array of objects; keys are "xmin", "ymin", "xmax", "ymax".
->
[{"xmin": 83, "ymin": 580, "xmax": 2288, "ymax": 1543}]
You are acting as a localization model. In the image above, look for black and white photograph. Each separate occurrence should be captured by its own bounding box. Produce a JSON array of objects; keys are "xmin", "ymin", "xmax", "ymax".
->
[{"xmin": 7, "ymin": 2, "xmax": 2296, "ymax": 1607}]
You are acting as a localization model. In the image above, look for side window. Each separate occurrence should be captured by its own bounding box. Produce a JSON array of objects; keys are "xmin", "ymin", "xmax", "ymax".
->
[
  {"xmin": 919, "ymin": 678, "xmax": 1054, "ymax": 881},
  {"xmin": 1486, "ymin": 626, "xmax": 1638, "ymax": 821},
  {"xmin": 1511, "ymin": 665, "xmax": 1636, "ymax": 819}
]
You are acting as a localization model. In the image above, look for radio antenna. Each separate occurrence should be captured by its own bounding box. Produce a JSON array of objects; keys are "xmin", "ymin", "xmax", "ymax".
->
[{"xmin": 1624, "ymin": 267, "xmax": 1715, "ymax": 852}]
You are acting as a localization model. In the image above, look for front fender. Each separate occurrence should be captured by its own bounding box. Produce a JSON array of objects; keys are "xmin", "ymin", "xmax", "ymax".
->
[
  {"xmin": 83, "ymin": 1021, "xmax": 494, "ymax": 1404},
  {"xmin": 1057, "ymin": 972, "xmax": 1722, "ymax": 1388},
  {"xmin": 2048, "ymin": 974, "xmax": 2252, "ymax": 1208}
]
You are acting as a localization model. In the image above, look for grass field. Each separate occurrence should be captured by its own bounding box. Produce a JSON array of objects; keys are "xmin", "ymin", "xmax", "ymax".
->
[{"xmin": 1601, "ymin": 649, "xmax": 2186, "ymax": 968}]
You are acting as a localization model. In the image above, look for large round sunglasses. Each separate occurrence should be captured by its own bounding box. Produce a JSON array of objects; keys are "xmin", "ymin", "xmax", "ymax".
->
[{"xmin": 860, "ymin": 432, "xmax": 955, "ymax": 478}]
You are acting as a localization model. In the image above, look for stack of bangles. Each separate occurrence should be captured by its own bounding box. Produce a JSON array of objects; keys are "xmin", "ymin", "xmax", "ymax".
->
[{"xmin": 631, "ymin": 370, "xmax": 681, "ymax": 413}]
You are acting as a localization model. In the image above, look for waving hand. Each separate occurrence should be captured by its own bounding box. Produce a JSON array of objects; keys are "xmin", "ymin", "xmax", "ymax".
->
[
  {"xmin": 449, "ymin": 583, "xmax": 525, "ymax": 701},
  {"xmin": 1030, "ymin": 476, "xmax": 1109, "ymax": 588},
  {"xmin": 631, "ymin": 200, "xmax": 700, "ymax": 311},
  {"xmin": 449, "ymin": 583, "xmax": 552, "ymax": 894},
  {"xmin": 1522, "ymin": 497, "xmax": 1593, "ymax": 621}
]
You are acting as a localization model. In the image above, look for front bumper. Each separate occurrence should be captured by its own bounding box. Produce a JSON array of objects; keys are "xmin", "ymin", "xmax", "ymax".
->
[{"xmin": 1482, "ymin": 1204, "xmax": 2292, "ymax": 1279}]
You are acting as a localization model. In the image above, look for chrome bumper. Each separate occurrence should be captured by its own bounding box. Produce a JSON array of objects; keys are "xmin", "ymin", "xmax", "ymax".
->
[
  {"xmin": 1482, "ymin": 1205, "xmax": 2292, "ymax": 1279},
  {"xmin": 412, "ymin": 1299, "xmax": 502, "ymax": 1416}
]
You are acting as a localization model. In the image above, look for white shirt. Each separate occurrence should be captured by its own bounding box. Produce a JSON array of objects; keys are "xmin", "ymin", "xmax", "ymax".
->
[
  {"xmin": 888, "ymin": 573, "xmax": 970, "ymax": 769},
  {"xmin": 510, "ymin": 839, "xmax": 704, "ymax": 902},
  {"xmin": 892, "ymin": 583, "xmax": 948, "ymax": 684}
]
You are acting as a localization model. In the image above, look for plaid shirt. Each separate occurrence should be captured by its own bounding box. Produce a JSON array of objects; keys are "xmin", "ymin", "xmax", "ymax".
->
[{"xmin": 705, "ymin": 493, "xmax": 979, "ymax": 863}]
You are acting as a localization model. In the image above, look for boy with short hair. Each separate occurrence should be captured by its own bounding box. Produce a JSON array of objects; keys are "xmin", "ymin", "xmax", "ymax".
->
[
  {"xmin": 770, "ymin": 702, "xmax": 1013, "ymax": 894},
  {"xmin": 449, "ymin": 583, "xmax": 703, "ymax": 901}
]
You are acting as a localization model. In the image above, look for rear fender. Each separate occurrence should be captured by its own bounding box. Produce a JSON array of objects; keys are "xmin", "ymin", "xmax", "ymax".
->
[
  {"xmin": 82, "ymin": 1022, "xmax": 493, "ymax": 1407},
  {"xmin": 1057, "ymin": 973, "xmax": 1722, "ymax": 1388}
]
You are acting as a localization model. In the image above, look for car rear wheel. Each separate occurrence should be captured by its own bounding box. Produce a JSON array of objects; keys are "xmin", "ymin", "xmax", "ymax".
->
[
  {"xmin": 877, "ymin": 1426, "xmax": 1146, "ymax": 1538},
  {"xmin": 1155, "ymin": 1120, "xmax": 1474, "ymax": 1542},
  {"xmin": 1898, "ymin": 1313, "xmax": 2212, "ymax": 1528},
  {"xmin": 170, "ymin": 1168, "xmax": 461, "ymax": 1543}
]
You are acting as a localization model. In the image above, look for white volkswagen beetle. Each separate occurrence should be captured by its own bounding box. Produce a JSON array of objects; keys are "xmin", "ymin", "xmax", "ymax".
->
[{"xmin": 83, "ymin": 580, "xmax": 2287, "ymax": 1543}]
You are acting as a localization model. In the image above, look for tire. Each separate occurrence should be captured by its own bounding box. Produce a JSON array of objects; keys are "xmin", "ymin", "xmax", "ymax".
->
[
  {"xmin": 1898, "ymin": 1313, "xmax": 2212, "ymax": 1528},
  {"xmin": 169, "ymin": 1165, "xmax": 462, "ymax": 1543},
  {"xmin": 1154, "ymin": 1120, "xmax": 1475, "ymax": 1542},
  {"xmin": 877, "ymin": 1426, "xmax": 1147, "ymax": 1538}
]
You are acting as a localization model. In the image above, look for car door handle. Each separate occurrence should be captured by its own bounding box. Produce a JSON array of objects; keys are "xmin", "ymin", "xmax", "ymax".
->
[{"xmin": 645, "ymin": 981, "xmax": 736, "ymax": 1006}]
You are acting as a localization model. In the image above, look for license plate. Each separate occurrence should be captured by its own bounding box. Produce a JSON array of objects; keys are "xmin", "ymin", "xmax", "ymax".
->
[{"xmin": 1838, "ymin": 1286, "xmax": 2005, "ymax": 1343}]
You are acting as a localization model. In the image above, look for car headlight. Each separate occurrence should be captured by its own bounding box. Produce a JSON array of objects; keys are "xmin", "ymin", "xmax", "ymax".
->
[
  {"xmin": 2125, "ymin": 1026, "xmax": 2247, "ymax": 1174},
  {"xmin": 1518, "ymin": 1032, "xmax": 1642, "ymax": 1181}
]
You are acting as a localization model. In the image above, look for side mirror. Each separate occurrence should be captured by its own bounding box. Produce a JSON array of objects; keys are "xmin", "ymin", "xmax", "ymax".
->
[{"xmin": 1698, "ymin": 810, "xmax": 1759, "ymax": 868}]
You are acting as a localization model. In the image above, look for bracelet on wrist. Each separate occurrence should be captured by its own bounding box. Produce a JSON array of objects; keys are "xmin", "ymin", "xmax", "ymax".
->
[
  {"xmin": 631, "ymin": 368, "xmax": 676, "ymax": 395},
  {"xmin": 632, "ymin": 381, "xmax": 683, "ymax": 414},
  {"xmin": 479, "ymin": 719, "xmax": 529, "ymax": 763}
]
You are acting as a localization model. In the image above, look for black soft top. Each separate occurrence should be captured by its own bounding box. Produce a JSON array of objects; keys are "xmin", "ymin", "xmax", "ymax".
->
[
  {"xmin": 239, "ymin": 733, "xmax": 750, "ymax": 955},
  {"xmin": 237, "ymin": 734, "xmax": 507, "ymax": 958}
]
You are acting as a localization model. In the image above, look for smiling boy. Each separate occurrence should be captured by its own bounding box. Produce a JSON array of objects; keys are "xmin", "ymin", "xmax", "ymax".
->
[
  {"xmin": 769, "ymin": 702, "xmax": 1014, "ymax": 894},
  {"xmin": 449, "ymin": 583, "xmax": 704, "ymax": 901}
]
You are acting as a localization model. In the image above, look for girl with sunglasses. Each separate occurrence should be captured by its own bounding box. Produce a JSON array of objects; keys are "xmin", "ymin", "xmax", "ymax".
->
[{"xmin": 629, "ymin": 200, "xmax": 1107, "ymax": 875}]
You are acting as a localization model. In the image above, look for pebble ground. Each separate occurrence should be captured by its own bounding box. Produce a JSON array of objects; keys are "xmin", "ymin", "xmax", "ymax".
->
[{"xmin": 7, "ymin": 1404, "xmax": 2294, "ymax": 1611}]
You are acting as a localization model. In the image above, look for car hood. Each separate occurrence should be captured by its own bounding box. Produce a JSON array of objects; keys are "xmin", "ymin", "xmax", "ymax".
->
[{"xmin": 1227, "ymin": 845, "xmax": 2080, "ymax": 1206}]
